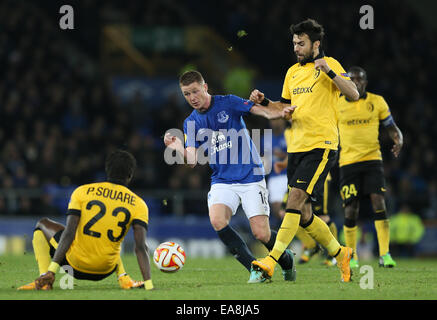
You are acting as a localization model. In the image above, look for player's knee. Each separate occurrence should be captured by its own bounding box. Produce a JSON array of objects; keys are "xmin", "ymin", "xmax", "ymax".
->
[
  {"xmin": 300, "ymin": 204, "xmax": 313, "ymax": 224},
  {"xmin": 344, "ymin": 200, "xmax": 359, "ymax": 220},
  {"xmin": 344, "ymin": 202, "xmax": 358, "ymax": 227},
  {"xmin": 252, "ymin": 228, "xmax": 270, "ymax": 243},
  {"xmin": 209, "ymin": 216, "xmax": 229, "ymax": 231},
  {"xmin": 35, "ymin": 217, "xmax": 50, "ymax": 230},
  {"xmin": 370, "ymin": 193, "xmax": 385, "ymax": 211},
  {"xmin": 287, "ymin": 188, "xmax": 307, "ymax": 209}
]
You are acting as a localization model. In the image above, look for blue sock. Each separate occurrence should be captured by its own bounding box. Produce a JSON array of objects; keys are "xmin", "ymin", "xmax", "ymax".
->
[{"xmin": 216, "ymin": 225, "xmax": 255, "ymax": 271}]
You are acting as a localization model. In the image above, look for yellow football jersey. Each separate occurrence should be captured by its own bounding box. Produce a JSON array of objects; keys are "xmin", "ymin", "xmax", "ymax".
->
[
  {"xmin": 337, "ymin": 92, "xmax": 391, "ymax": 167},
  {"xmin": 65, "ymin": 182, "xmax": 149, "ymax": 274},
  {"xmin": 281, "ymin": 55, "xmax": 350, "ymax": 153}
]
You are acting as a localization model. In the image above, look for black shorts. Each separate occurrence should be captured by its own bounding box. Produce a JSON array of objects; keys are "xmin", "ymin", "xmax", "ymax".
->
[
  {"xmin": 49, "ymin": 230, "xmax": 116, "ymax": 281},
  {"xmin": 287, "ymin": 148, "xmax": 337, "ymax": 203},
  {"xmin": 311, "ymin": 174, "xmax": 331, "ymax": 216},
  {"xmin": 339, "ymin": 160, "xmax": 386, "ymax": 206}
]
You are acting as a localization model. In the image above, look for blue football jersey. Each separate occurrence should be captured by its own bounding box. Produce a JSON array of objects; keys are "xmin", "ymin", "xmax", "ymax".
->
[{"xmin": 183, "ymin": 95, "xmax": 264, "ymax": 185}]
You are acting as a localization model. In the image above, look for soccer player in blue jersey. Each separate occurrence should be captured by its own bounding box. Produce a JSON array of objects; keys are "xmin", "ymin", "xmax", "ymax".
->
[{"xmin": 164, "ymin": 70, "xmax": 296, "ymax": 283}]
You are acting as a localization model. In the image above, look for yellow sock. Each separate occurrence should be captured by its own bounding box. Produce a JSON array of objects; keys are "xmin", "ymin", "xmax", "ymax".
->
[
  {"xmin": 295, "ymin": 226, "xmax": 317, "ymax": 249},
  {"xmin": 116, "ymin": 256, "xmax": 127, "ymax": 277},
  {"xmin": 344, "ymin": 225, "xmax": 358, "ymax": 260},
  {"xmin": 329, "ymin": 221, "xmax": 338, "ymax": 240},
  {"xmin": 304, "ymin": 215, "xmax": 340, "ymax": 256},
  {"xmin": 270, "ymin": 212, "xmax": 301, "ymax": 261},
  {"xmin": 32, "ymin": 229, "xmax": 51, "ymax": 275},
  {"xmin": 374, "ymin": 219, "xmax": 390, "ymax": 256}
]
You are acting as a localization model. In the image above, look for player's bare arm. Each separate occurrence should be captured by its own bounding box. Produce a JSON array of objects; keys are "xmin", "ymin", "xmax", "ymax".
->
[
  {"xmin": 250, "ymin": 103, "xmax": 293, "ymax": 120},
  {"xmin": 314, "ymin": 58, "xmax": 359, "ymax": 101},
  {"xmin": 133, "ymin": 223, "xmax": 153, "ymax": 289},
  {"xmin": 35, "ymin": 214, "xmax": 80, "ymax": 289},
  {"xmin": 51, "ymin": 214, "xmax": 80, "ymax": 264},
  {"xmin": 386, "ymin": 124, "xmax": 403, "ymax": 158},
  {"xmin": 249, "ymin": 89, "xmax": 296, "ymax": 120},
  {"xmin": 164, "ymin": 133, "xmax": 197, "ymax": 167}
]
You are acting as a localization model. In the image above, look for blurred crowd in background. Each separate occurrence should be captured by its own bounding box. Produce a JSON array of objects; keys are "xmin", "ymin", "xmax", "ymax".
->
[{"xmin": 0, "ymin": 0, "xmax": 436, "ymax": 229}]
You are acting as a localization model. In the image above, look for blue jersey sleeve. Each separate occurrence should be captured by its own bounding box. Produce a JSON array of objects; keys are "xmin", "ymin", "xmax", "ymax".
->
[{"xmin": 228, "ymin": 95, "xmax": 254, "ymax": 116}]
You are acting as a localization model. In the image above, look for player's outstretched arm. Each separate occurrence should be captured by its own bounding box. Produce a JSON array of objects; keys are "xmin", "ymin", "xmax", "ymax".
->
[
  {"xmin": 250, "ymin": 103, "xmax": 293, "ymax": 120},
  {"xmin": 35, "ymin": 214, "xmax": 80, "ymax": 289},
  {"xmin": 249, "ymin": 89, "xmax": 295, "ymax": 120},
  {"xmin": 133, "ymin": 223, "xmax": 154, "ymax": 290}
]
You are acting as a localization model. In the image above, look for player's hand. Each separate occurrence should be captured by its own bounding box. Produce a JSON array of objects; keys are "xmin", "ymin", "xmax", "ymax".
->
[
  {"xmin": 314, "ymin": 58, "xmax": 330, "ymax": 73},
  {"xmin": 35, "ymin": 271, "xmax": 55, "ymax": 290},
  {"xmin": 282, "ymin": 105, "xmax": 297, "ymax": 120},
  {"xmin": 249, "ymin": 89, "xmax": 264, "ymax": 104},
  {"xmin": 391, "ymin": 139, "xmax": 403, "ymax": 158},
  {"xmin": 274, "ymin": 161, "xmax": 287, "ymax": 174},
  {"xmin": 164, "ymin": 132, "xmax": 182, "ymax": 150}
]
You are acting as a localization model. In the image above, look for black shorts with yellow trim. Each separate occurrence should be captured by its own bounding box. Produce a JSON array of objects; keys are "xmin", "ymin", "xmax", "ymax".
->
[
  {"xmin": 287, "ymin": 148, "xmax": 337, "ymax": 204},
  {"xmin": 339, "ymin": 160, "xmax": 386, "ymax": 206},
  {"xmin": 49, "ymin": 230, "xmax": 116, "ymax": 281},
  {"xmin": 311, "ymin": 174, "xmax": 331, "ymax": 216}
]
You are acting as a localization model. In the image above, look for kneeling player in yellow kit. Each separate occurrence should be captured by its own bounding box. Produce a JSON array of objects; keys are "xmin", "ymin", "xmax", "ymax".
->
[{"xmin": 18, "ymin": 150, "xmax": 154, "ymax": 291}]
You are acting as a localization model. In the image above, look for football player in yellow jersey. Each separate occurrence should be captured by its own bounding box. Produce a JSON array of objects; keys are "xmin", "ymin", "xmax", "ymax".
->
[
  {"xmin": 18, "ymin": 150, "xmax": 154, "ymax": 291},
  {"xmin": 276, "ymin": 128, "xmax": 338, "ymax": 266},
  {"xmin": 337, "ymin": 66, "xmax": 403, "ymax": 268},
  {"xmin": 250, "ymin": 19, "xmax": 359, "ymax": 282}
]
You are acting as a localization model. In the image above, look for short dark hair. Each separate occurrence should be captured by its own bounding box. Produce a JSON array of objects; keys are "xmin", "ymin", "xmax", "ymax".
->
[
  {"xmin": 290, "ymin": 19, "xmax": 325, "ymax": 43},
  {"xmin": 105, "ymin": 150, "xmax": 136, "ymax": 183},
  {"xmin": 348, "ymin": 66, "xmax": 367, "ymax": 80},
  {"xmin": 179, "ymin": 70, "xmax": 205, "ymax": 86}
]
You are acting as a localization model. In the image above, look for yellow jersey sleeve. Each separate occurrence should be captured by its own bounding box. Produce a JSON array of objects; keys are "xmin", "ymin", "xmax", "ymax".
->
[
  {"xmin": 281, "ymin": 67, "xmax": 293, "ymax": 101},
  {"xmin": 327, "ymin": 58, "xmax": 351, "ymax": 81},
  {"xmin": 377, "ymin": 95, "xmax": 391, "ymax": 120},
  {"xmin": 67, "ymin": 186, "xmax": 85, "ymax": 215},
  {"xmin": 132, "ymin": 199, "xmax": 149, "ymax": 230}
]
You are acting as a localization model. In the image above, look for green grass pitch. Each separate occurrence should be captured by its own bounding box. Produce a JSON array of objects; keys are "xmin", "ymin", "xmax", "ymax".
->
[{"xmin": 1, "ymin": 253, "xmax": 437, "ymax": 300}]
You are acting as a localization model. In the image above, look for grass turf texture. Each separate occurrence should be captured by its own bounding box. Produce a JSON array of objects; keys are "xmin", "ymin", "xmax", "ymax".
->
[{"xmin": 1, "ymin": 253, "xmax": 437, "ymax": 300}]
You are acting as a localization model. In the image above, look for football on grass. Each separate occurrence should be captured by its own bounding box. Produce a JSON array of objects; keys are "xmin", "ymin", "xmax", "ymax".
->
[{"xmin": 153, "ymin": 241, "xmax": 186, "ymax": 272}]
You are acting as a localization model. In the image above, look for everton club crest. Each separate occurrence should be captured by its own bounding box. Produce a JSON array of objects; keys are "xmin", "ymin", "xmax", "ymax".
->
[{"xmin": 217, "ymin": 111, "xmax": 229, "ymax": 123}]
